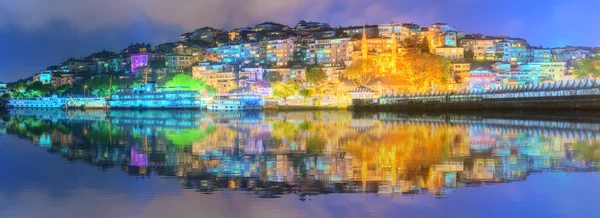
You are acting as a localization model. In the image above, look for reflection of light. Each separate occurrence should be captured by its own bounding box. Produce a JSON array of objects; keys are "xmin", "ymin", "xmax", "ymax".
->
[{"xmin": 131, "ymin": 146, "xmax": 148, "ymax": 167}]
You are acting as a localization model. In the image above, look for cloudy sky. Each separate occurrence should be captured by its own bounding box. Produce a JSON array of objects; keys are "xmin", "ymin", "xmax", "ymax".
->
[{"xmin": 0, "ymin": 0, "xmax": 598, "ymax": 82}]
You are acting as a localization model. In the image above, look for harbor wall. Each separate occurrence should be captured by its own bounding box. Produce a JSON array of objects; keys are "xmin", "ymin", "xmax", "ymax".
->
[{"xmin": 353, "ymin": 96, "xmax": 600, "ymax": 112}]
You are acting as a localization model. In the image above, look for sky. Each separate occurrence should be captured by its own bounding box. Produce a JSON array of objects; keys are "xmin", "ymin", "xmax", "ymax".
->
[{"xmin": 0, "ymin": 0, "xmax": 599, "ymax": 82}]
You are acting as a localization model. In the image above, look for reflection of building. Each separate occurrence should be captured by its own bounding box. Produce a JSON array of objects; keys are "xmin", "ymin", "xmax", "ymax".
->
[{"xmin": 7, "ymin": 109, "xmax": 600, "ymax": 198}]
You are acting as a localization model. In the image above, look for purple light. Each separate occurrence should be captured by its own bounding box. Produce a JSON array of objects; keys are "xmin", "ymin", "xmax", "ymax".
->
[
  {"xmin": 130, "ymin": 146, "xmax": 148, "ymax": 167},
  {"xmin": 131, "ymin": 53, "xmax": 149, "ymax": 70}
]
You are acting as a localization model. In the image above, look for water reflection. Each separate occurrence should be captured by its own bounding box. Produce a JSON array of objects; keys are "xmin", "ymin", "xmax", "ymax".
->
[{"xmin": 1, "ymin": 108, "xmax": 599, "ymax": 200}]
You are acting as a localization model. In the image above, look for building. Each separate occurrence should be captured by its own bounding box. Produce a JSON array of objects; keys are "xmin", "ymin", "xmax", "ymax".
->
[
  {"xmin": 51, "ymin": 74, "xmax": 76, "ymax": 88},
  {"xmin": 450, "ymin": 62, "xmax": 472, "ymax": 84},
  {"xmin": 434, "ymin": 46, "xmax": 464, "ymax": 60},
  {"xmin": 260, "ymin": 37, "xmax": 296, "ymax": 67},
  {"xmin": 378, "ymin": 22, "xmax": 423, "ymax": 41},
  {"xmin": 0, "ymin": 81, "xmax": 6, "ymax": 89},
  {"xmin": 110, "ymin": 56, "xmax": 129, "ymax": 74},
  {"xmin": 552, "ymin": 48, "xmax": 590, "ymax": 61},
  {"xmin": 467, "ymin": 68, "xmax": 496, "ymax": 91},
  {"xmin": 428, "ymin": 23, "xmax": 457, "ymax": 33},
  {"xmin": 166, "ymin": 53, "xmax": 194, "ymax": 73},
  {"xmin": 493, "ymin": 63, "xmax": 548, "ymax": 85},
  {"xmin": 530, "ymin": 47, "xmax": 552, "ymax": 63},
  {"xmin": 342, "ymin": 25, "xmax": 378, "ymax": 38},
  {"xmin": 192, "ymin": 62, "xmax": 236, "ymax": 93},
  {"xmin": 295, "ymin": 20, "xmax": 331, "ymax": 32},
  {"xmin": 34, "ymin": 72, "xmax": 52, "ymax": 84},
  {"xmin": 215, "ymin": 43, "xmax": 260, "ymax": 64},
  {"xmin": 60, "ymin": 58, "xmax": 95, "ymax": 74},
  {"xmin": 308, "ymin": 38, "xmax": 351, "ymax": 67},
  {"xmin": 181, "ymin": 27, "xmax": 225, "ymax": 43},
  {"xmin": 264, "ymin": 68, "xmax": 307, "ymax": 82},
  {"xmin": 460, "ymin": 37, "xmax": 497, "ymax": 61},
  {"xmin": 528, "ymin": 62, "xmax": 567, "ymax": 81},
  {"xmin": 239, "ymin": 66, "xmax": 265, "ymax": 88},
  {"xmin": 131, "ymin": 53, "xmax": 149, "ymax": 71}
]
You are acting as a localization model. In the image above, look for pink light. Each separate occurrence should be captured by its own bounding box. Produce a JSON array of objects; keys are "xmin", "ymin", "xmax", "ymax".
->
[{"xmin": 130, "ymin": 146, "xmax": 148, "ymax": 167}]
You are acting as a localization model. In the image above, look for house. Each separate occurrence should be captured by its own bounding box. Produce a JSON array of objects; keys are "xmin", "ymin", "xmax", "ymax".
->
[{"xmin": 434, "ymin": 46, "xmax": 465, "ymax": 60}]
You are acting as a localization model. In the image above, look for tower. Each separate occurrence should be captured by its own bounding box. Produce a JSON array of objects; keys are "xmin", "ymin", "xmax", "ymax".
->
[
  {"xmin": 391, "ymin": 20, "xmax": 398, "ymax": 75},
  {"xmin": 361, "ymin": 25, "xmax": 368, "ymax": 61}
]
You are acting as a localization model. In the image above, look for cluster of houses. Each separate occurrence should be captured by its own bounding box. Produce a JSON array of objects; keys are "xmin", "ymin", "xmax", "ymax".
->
[{"xmin": 25, "ymin": 20, "xmax": 599, "ymax": 95}]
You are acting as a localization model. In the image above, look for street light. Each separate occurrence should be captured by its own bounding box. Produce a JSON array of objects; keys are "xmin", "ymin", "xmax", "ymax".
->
[{"xmin": 84, "ymin": 85, "xmax": 88, "ymax": 98}]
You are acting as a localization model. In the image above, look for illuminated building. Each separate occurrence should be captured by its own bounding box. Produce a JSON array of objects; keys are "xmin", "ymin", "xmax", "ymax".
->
[
  {"xmin": 192, "ymin": 62, "xmax": 237, "ymax": 93},
  {"xmin": 110, "ymin": 56, "xmax": 128, "ymax": 73},
  {"xmin": 434, "ymin": 46, "xmax": 465, "ymax": 60},
  {"xmin": 341, "ymin": 25, "xmax": 378, "ymax": 38},
  {"xmin": 239, "ymin": 65, "xmax": 264, "ymax": 87},
  {"xmin": 33, "ymin": 72, "xmax": 52, "ymax": 84},
  {"xmin": 181, "ymin": 26, "xmax": 225, "ymax": 43},
  {"xmin": 527, "ymin": 62, "xmax": 568, "ymax": 81},
  {"xmin": 377, "ymin": 22, "xmax": 423, "ymax": 40},
  {"xmin": 166, "ymin": 53, "xmax": 194, "ymax": 73},
  {"xmin": 460, "ymin": 36, "xmax": 498, "ymax": 61},
  {"xmin": 308, "ymin": 37, "xmax": 351, "ymax": 67},
  {"xmin": 264, "ymin": 67, "xmax": 307, "ymax": 82},
  {"xmin": 493, "ymin": 63, "xmax": 548, "ymax": 85},
  {"xmin": 0, "ymin": 81, "xmax": 6, "ymax": 89},
  {"xmin": 295, "ymin": 20, "xmax": 331, "ymax": 32},
  {"xmin": 60, "ymin": 58, "xmax": 95, "ymax": 74},
  {"xmin": 260, "ymin": 37, "xmax": 297, "ymax": 67},
  {"xmin": 467, "ymin": 68, "xmax": 496, "ymax": 91},
  {"xmin": 50, "ymin": 74, "xmax": 76, "ymax": 88},
  {"xmin": 215, "ymin": 42, "xmax": 260, "ymax": 64},
  {"xmin": 130, "ymin": 53, "xmax": 149, "ymax": 71},
  {"xmin": 450, "ymin": 62, "xmax": 472, "ymax": 84},
  {"xmin": 530, "ymin": 47, "xmax": 552, "ymax": 63},
  {"xmin": 552, "ymin": 48, "xmax": 590, "ymax": 61}
]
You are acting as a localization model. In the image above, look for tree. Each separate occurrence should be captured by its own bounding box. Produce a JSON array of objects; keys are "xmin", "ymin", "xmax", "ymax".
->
[
  {"xmin": 263, "ymin": 71, "xmax": 283, "ymax": 83},
  {"xmin": 290, "ymin": 41, "xmax": 308, "ymax": 66},
  {"xmin": 574, "ymin": 58, "xmax": 600, "ymax": 78},
  {"xmin": 420, "ymin": 36, "xmax": 432, "ymax": 53},
  {"xmin": 271, "ymin": 80, "xmax": 299, "ymax": 103},
  {"xmin": 464, "ymin": 49, "xmax": 475, "ymax": 60},
  {"xmin": 165, "ymin": 73, "xmax": 216, "ymax": 93},
  {"xmin": 306, "ymin": 68, "xmax": 327, "ymax": 84},
  {"xmin": 26, "ymin": 81, "xmax": 54, "ymax": 96},
  {"xmin": 343, "ymin": 57, "xmax": 379, "ymax": 86},
  {"xmin": 397, "ymin": 52, "xmax": 450, "ymax": 92},
  {"xmin": 1, "ymin": 93, "xmax": 11, "ymax": 99},
  {"xmin": 298, "ymin": 88, "xmax": 313, "ymax": 103},
  {"xmin": 55, "ymin": 84, "xmax": 71, "ymax": 96}
]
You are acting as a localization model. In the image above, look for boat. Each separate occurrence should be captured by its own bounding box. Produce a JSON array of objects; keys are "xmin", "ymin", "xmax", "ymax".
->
[
  {"xmin": 64, "ymin": 97, "xmax": 108, "ymax": 109},
  {"xmin": 7, "ymin": 95, "xmax": 66, "ymax": 108},
  {"xmin": 205, "ymin": 94, "xmax": 263, "ymax": 111},
  {"xmin": 108, "ymin": 82, "xmax": 202, "ymax": 109}
]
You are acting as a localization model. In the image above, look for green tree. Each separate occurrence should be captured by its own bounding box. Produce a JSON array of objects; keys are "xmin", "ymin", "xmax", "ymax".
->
[
  {"xmin": 26, "ymin": 81, "xmax": 54, "ymax": 96},
  {"xmin": 55, "ymin": 84, "xmax": 72, "ymax": 96},
  {"xmin": 306, "ymin": 68, "xmax": 327, "ymax": 84},
  {"xmin": 271, "ymin": 80, "xmax": 299, "ymax": 103},
  {"xmin": 298, "ymin": 88, "xmax": 313, "ymax": 103},
  {"xmin": 165, "ymin": 73, "xmax": 216, "ymax": 93},
  {"xmin": 1, "ymin": 93, "xmax": 11, "ymax": 99},
  {"xmin": 290, "ymin": 41, "xmax": 308, "ymax": 66},
  {"xmin": 574, "ymin": 58, "xmax": 600, "ymax": 78},
  {"xmin": 263, "ymin": 71, "xmax": 283, "ymax": 83},
  {"xmin": 464, "ymin": 49, "xmax": 475, "ymax": 60}
]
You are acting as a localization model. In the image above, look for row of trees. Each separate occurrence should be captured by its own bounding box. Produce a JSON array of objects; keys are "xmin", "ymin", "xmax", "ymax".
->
[{"xmin": 5, "ymin": 73, "xmax": 217, "ymax": 99}]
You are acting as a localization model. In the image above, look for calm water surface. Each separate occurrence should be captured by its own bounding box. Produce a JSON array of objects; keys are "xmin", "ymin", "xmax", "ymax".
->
[{"xmin": 1, "ymin": 109, "xmax": 599, "ymax": 218}]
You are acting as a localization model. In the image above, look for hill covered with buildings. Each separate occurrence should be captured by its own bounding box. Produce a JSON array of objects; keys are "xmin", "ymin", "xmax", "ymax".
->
[{"xmin": 4, "ymin": 19, "xmax": 600, "ymax": 102}]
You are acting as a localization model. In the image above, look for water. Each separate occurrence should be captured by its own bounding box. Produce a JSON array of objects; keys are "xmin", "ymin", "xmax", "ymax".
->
[{"xmin": 1, "ymin": 109, "xmax": 599, "ymax": 218}]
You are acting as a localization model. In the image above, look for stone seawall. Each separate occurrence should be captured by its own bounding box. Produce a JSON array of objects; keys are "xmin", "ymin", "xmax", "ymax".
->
[{"xmin": 353, "ymin": 96, "xmax": 600, "ymax": 111}]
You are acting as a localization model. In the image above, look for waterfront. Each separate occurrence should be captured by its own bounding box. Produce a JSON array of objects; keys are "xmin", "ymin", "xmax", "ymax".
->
[{"xmin": 1, "ymin": 109, "xmax": 600, "ymax": 218}]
